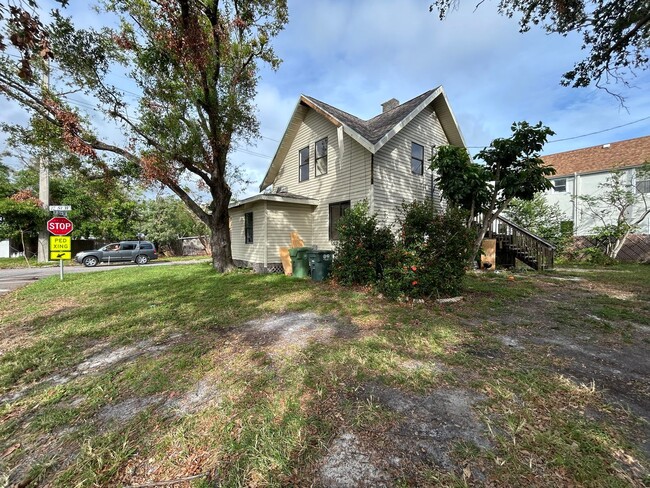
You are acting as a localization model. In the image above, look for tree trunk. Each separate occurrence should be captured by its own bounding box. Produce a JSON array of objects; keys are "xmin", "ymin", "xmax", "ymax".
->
[
  {"xmin": 20, "ymin": 229, "xmax": 31, "ymax": 267},
  {"xmin": 610, "ymin": 230, "xmax": 630, "ymax": 259},
  {"xmin": 471, "ymin": 215, "xmax": 493, "ymax": 264},
  {"xmin": 209, "ymin": 217, "xmax": 234, "ymax": 272},
  {"xmin": 208, "ymin": 186, "xmax": 235, "ymax": 272}
]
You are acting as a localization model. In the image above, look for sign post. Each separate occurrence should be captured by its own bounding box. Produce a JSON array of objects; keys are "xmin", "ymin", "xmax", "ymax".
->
[{"xmin": 47, "ymin": 216, "xmax": 73, "ymax": 280}]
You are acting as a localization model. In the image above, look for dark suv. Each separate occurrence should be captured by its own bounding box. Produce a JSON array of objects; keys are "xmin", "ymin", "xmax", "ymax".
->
[{"xmin": 74, "ymin": 240, "xmax": 158, "ymax": 267}]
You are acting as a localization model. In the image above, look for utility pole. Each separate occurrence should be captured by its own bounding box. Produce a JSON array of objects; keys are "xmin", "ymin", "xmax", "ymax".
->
[{"xmin": 37, "ymin": 63, "xmax": 50, "ymax": 263}]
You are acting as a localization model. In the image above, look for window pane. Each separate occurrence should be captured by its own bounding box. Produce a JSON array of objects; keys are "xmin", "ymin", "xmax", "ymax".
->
[
  {"xmin": 245, "ymin": 212, "xmax": 253, "ymax": 243},
  {"xmin": 411, "ymin": 142, "xmax": 424, "ymax": 175},
  {"xmin": 329, "ymin": 201, "xmax": 350, "ymax": 240},
  {"xmin": 315, "ymin": 138, "xmax": 328, "ymax": 176},
  {"xmin": 637, "ymin": 179, "xmax": 650, "ymax": 193},
  {"xmin": 300, "ymin": 164, "xmax": 309, "ymax": 182},
  {"xmin": 300, "ymin": 147, "xmax": 309, "ymax": 164},
  {"xmin": 411, "ymin": 143, "xmax": 424, "ymax": 160},
  {"xmin": 554, "ymin": 178, "xmax": 566, "ymax": 192},
  {"xmin": 316, "ymin": 138, "xmax": 327, "ymax": 158},
  {"xmin": 299, "ymin": 147, "xmax": 309, "ymax": 182},
  {"xmin": 411, "ymin": 159, "xmax": 422, "ymax": 175}
]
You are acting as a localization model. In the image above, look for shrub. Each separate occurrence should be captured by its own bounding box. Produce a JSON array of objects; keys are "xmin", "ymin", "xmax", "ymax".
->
[
  {"xmin": 378, "ymin": 202, "xmax": 474, "ymax": 300},
  {"xmin": 331, "ymin": 201, "xmax": 394, "ymax": 286}
]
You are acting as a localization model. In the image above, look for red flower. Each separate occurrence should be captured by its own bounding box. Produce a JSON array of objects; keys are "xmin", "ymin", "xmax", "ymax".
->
[
  {"xmin": 411, "ymin": 265, "xmax": 417, "ymax": 271},
  {"xmin": 412, "ymin": 280, "xmax": 418, "ymax": 285}
]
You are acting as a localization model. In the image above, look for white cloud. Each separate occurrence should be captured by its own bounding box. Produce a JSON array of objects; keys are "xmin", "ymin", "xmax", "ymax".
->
[{"xmin": 2, "ymin": 0, "xmax": 649, "ymax": 199}]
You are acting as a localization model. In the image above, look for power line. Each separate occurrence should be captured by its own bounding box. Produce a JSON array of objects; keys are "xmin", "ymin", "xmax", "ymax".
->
[
  {"xmin": 465, "ymin": 115, "xmax": 650, "ymax": 148},
  {"xmin": 547, "ymin": 115, "xmax": 650, "ymax": 143}
]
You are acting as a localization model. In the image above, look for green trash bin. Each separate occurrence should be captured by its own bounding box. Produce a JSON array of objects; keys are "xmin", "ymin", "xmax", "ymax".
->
[
  {"xmin": 289, "ymin": 247, "xmax": 312, "ymax": 278},
  {"xmin": 307, "ymin": 250, "xmax": 334, "ymax": 281}
]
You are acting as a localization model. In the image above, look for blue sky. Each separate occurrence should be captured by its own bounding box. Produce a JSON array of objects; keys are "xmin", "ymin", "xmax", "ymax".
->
[{"xmin": 2, "ymin": 0, "xmax": 649, "ymax": 199}]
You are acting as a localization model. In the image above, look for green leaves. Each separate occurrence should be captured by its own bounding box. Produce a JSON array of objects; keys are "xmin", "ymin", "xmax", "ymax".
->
[{"xmin": 0, "ymin": 196, "xmax": 48, "ymax": 240}]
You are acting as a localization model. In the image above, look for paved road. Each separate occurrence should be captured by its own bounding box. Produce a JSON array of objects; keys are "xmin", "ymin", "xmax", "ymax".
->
[{"xmin": 0, "ymin": 260, "xmax": 210, "ymax": 296}]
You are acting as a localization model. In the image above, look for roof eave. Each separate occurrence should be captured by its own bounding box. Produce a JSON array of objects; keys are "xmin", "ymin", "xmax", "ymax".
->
[{"xmin": 230, "ymin": 193, "xmax": 319, "ymax": 209}]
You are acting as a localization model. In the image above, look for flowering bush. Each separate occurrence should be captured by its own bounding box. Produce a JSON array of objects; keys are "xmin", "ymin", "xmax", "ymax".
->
[
  {"xmin": 378, "ymin": 202, "xmax": 474, "ymax": 300},
  {"xmin": 332, "ymin": 200, "xmax": 474, "ymax": 300}
]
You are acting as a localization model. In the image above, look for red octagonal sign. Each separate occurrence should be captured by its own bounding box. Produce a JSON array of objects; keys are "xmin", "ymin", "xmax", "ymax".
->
[{"xmin": 47, "ymin": 216, "xmax": 74, "ymax": 236}]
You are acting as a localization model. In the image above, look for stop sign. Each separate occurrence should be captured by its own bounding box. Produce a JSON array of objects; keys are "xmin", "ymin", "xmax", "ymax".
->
[{"xmin": 47, "ymin": 216, "xmax": 74, "ymax": 236}]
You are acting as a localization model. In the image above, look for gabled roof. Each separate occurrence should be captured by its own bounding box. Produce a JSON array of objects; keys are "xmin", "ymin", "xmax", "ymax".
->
[
  {"xmin": 542, "ymin": 135, "xmax": 650, "ymax": 177},
  {"xmin": 260, "ymin": 86, "xmax": 466, "ymax": 190}
]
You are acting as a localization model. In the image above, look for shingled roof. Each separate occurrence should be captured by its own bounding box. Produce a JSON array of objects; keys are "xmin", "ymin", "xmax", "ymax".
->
[
  {"xmin": 260, "ymin": 86, "xmax": 465, "ymax": 190},
  {"xmin": 542, "ymin": 135, "xmax": 650, "ymax": 177},
  {"xmin": 302, "ymin": 89, "xmax": 437, "ymax": 145}
]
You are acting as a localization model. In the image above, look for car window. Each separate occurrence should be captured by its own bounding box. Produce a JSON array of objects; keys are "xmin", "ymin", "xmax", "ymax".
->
[
  {"xmin": 102, "ymin": 243, "xmax": 120, "ymax": 251},
  {"xmin": 139, "ymin": 242, "xmax": 153, "ymax": 250},
  {"xmin": 120, "ymin": 243, "xmax": 137, "ymax": 251}
]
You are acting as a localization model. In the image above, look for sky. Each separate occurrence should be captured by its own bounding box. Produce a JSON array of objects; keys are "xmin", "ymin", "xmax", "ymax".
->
[{"xmin": 2, "ymin": 0, "xmax": 650, "ymax": 200}]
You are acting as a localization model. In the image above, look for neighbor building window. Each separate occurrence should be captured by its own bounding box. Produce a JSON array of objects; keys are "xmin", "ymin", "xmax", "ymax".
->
[
  {"xmin": 315, "ymin": 137, "xmax": 328, "ymax": 176},
  {"xmin": 411, "ymin": 142, "xmax": 424, "ymax": 175},
  {"xmin": 299, "ymin": 146, "xmax": 310, "ymax": 182},
  {"xmin": 636, "ymin": 178, "xmax": 650, "ymax": 193},
  {"xmin": 553, "ymin": 178, "xmax": 567, "ymax": 192},
  {"xmin": 244, "ymin": 212, "xmax": 253, "ymax": 244},
  {"xmin": 329, "ymin": 201, "xmax": 350, "ymax": 240}
]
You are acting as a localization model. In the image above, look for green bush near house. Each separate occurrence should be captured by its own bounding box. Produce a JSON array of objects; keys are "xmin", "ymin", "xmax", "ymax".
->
[
  {"xmin": 330, "ymin": 201, "xmax": 394, "ymax": 286},
  {"xmin": 332, "ymin": 200, "xmax": 474, "ymax": 299},
  {"xmin": 379, "ymin": 202, "xmax": 474, "ymax": 300}
]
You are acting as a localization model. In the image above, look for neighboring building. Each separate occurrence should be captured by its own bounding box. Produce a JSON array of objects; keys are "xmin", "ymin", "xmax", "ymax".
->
[
  {"xmin": 229, "ymin": 86, "xmax": 465, "ymax": 272},
  {"xmin": 542, "ymin": 135, "xmax": 650, "ymax": 236},
  {"xmin": 0, "ymin": 239, "xmax": 11, "ymax": 258}
]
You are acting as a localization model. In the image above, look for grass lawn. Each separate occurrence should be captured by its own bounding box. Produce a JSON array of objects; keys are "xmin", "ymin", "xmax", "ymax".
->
[
  {"xmin": 0, "ymin": 255, "xmax": 209, "ymax": 269},
  {"xmin": 0, "ymin": 263, "xmax": 648, "ymax": 486}
]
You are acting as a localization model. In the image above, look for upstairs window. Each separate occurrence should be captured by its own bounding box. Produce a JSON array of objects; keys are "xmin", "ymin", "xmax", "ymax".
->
[
  {"xmin": 245, "ymin": 212, "xmax": 253, "ymax": 244},
  {"xmin": 553, "ymin": 178, "xmax": 567, "ymax": 192},
  {"xmin": 636, "ymin": 178, "xmax": 650, "ymax": 193},
  {"xmin": 315, "ymin": 137, "xmax": 328, "ymax": 176},
  {"xmin": 299, "ymin": 147, "xmax": 310, "ymax": 182},
  {"xmin": 329, "ymin": 201, "xmax": 350, "ymax": 241},
  {"xmin": 411, "ymin": 142, "xmax": 424, "ymax": 175}
]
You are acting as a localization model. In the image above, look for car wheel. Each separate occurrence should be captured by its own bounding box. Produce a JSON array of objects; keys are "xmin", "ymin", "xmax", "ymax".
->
[
  {"xmin": 135, "ymin": 254, "xmax": 149, "ymax": 265},
  {"xmin": 83, "ymin": 256, "xmax": 99, "ymax": 267}
]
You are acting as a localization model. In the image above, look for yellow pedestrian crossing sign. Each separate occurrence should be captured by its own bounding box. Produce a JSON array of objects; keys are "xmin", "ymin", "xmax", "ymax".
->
[
  {"xmin": 50, "ymin": 251, "xmax": 72, "ymax": 260},
  {"xmin": 50, "ymin": 236, "xmax": 71, "ymax": 260},
  {"xmin": 50, "ymin": 236, "xmax": 71, "ymax": 251}
]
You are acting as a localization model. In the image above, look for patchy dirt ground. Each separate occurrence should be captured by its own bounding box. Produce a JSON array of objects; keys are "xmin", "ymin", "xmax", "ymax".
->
[
  {"xmin": 472, "ymin": 277, "xmax": 650, "ymax": 459},
  {"xmin": 1, "ymin": 271, "xmax": 649, "ymax": 486}
]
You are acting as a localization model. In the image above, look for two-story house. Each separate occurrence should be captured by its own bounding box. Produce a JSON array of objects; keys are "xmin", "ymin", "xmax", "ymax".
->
[
  {"xmin": 542, "ymin": 135, "xmax": 650, "ymax": 236},
  {"xmin": 229, "ymin": 86, "xmax": 465, "ymax": 272}
]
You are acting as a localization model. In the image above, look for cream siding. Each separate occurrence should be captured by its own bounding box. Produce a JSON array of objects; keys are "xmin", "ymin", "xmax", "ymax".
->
[
  {"xmin": 273, "ymin": 109, "xmax": 371, "ymax": 249},
  {"xmin": 229, "ymin": 203, "xmax": 265, "ymax": 264},
  {"xmin": 373, "ymin": 105, "xmax": 449, "ymax": 229},
  {"xmin": 265, "ymin": 202, "xmax": 315, "ymax": 262}
]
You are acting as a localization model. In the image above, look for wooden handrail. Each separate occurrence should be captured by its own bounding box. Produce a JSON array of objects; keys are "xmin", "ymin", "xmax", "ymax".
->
[
  {"xmin": 478, "ymin": 214, "xmax": 555, "ymax": 270},
  {"xmin": 494, "ymin": 215, "xmax": 556, "ymax": 250}
]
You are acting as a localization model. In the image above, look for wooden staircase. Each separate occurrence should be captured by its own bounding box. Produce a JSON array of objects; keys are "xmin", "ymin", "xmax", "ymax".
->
[{"xmin": 484, "ymin": 215, "xmax": 555, "ymax": 270}]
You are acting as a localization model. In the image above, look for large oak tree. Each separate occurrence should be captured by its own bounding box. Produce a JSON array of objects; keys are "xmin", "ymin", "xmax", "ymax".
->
[{"xmin": 0, "ymin": 0, "xmax": 288, "ymax": 272}]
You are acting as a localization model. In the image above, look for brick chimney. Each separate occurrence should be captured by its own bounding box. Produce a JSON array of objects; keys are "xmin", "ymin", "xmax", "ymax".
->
[{"xmin": 381, "ymin": 98, "xmax": 399, "ymax": 113}]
